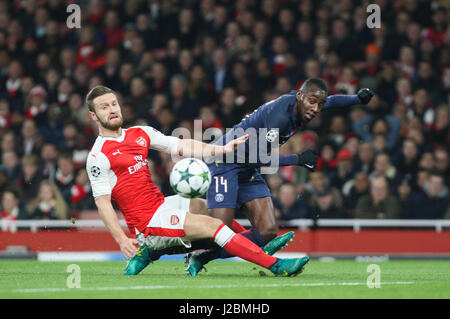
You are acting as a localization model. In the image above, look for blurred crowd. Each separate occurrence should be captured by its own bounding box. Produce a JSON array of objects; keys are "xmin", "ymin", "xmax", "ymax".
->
[{"xmin": 0, "ymin": 0, "xmax": 449, "ymax": 230}]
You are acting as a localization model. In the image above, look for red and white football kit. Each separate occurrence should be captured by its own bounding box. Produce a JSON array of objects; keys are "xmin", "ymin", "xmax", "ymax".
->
[
  {"xmin": 86, "ymin": 126, "xmax": 191, "ymax": 249},
  {"xmin": 87, "ymin": 126, "xmax": 280, "ymax": 270}
]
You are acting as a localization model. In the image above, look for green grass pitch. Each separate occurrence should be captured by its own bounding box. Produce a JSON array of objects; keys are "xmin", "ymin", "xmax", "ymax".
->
[{"xmin": 0, "ymin": 259, "xmax": 449, "ymax": 299}]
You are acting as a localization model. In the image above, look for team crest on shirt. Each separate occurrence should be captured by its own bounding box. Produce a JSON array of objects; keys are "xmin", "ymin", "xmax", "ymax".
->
[
  {"xmin": 170, "ymin": 215, "xmax": 180, "ymax": 225},
  {"xmin": 136, "ymin": 136, "xmax": 147, "ymax": 147},
  {"xmin": 215, "ymin": 193, "xmax": 224, "ymax": 202}
]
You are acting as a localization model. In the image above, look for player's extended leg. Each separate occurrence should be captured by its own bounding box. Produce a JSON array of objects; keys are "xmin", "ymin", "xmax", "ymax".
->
[
  {"xmin": 243, "ymin": 197, "xmax": 277, "ymax": 241},
  {"xmin": 124, "ymin": 200, "xmax": 246, "ymax": 275},
  {"xmin": 184, "ymin": 206, "xmax": 294, "ymax": 276},
  {"xmin": 242, "ymin": 197, "xmax": 293, "ymax": 255},
  {"xmin": 182, "ymin": 212, "xmax": 308, "ymax": 277}
]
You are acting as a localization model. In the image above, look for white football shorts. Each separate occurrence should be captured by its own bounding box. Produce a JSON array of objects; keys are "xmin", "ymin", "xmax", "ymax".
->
[{"xmin": 136, "ymin": 195, "xmax": 191, "ymax": 250}]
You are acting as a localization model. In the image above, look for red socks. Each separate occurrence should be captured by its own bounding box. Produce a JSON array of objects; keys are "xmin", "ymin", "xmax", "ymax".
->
[
  {"xmin": 213, "ymin": 224, "xmax": 277, "ymax": 269},
  {"xmin": 231, "ymin": 219, "xmax": 246, "ymax": 233}
]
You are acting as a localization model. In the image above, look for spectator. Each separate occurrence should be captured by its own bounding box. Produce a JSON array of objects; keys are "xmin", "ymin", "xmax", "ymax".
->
[
  {"xmin": 396, "ymin": 45, "xmax": 416, "ymax": 79},
  {"xmin": 329, "ymin": 18, "xmax": 357, "ymax": 63},
  {"xmin": 70, "ymin": 168, "xmax": 95, "ymax": 211},
  {"xmin": 187, "ymin": 64, "xmax": 215, "ymax": 107},
  {"xmin": 370, "ymin": 153, "xmax": 401, "ymax": 190},
  {"xmin": 129, "ymin": 76, "xmax": 152, "ymax": 120},
  {"xmin": 291, "ymin": 20, "xmax": 315, "ymax": 62},
  {"xmin": 39, "ymin": 143, "xmax": 58, "ymax": 181},
  {"xmin": 29, "ymin": 180, "xmax": 68, "ymax": 220},
  {"xmin": 403, "ymin": 172, "xmax": 450, "ymax": 219},
  {"xmin": 392, "ymin": 138, "xmax": 420, "ymax": 179},
  {"xmin": 316, "ymin": 139, "xmax": 338, "ymax": 173},
  {"xmin": 101, "ymin": 48, "xmax": 121, "ymax": 88},
  {"xmin": 102, "ymin": 10, "xmax": 124, "ymax": 49},
  {"xmin": 429, "ymin": 105, "xmax": 449, "ymax": 146},
  {"xmin": 266, "ymin": 174, "xmax": 284, "ymax": 201},
  {"xmin": 353, "ymin": 141, "xmax": 375, "ymax": 174},
  {"xmin": 199, "ymin": 106, "xmax": 222, "ymax": 132},
  {"xmin": 433, "ymin": 147, "xmax": 450, "ymax": 185},
  {"xmin": 211, "ymin": 47, "xmax": 231, "ymax": 94},
  {"xmin": 304, "ymin": 170, "xmax": 343, "ymax": 209},
  {"xmin": 310, "ymin": 185, "xmax": 349, "ymax": 219},
  {"xmin": 329, "ymin": 148, "xmax": 355, "ymax": 192},
  {"xmin": 418, "ymin": 151, "xmax": 435, "ymax": 171},
  {"xmin": 16, "ymin": 154, "xmax": 42, "ymax": 206},
  {"xmin": 273, "ymin": 183, "xmax": 310, "ymax": 220},
  {"xmin": 407, "ymin": 88, "xmax": 435, "ymax": 129},
  {"xmin": 20, "ymin": 118, "xmax": 44, "ymax": 156},
  {"xmin": 353, "ymin": 114, "xmax": 401, "ymax": 152},
  {"xmin": 342, "ymin": 171, "xmax": 370, "ymax": 217},
  {"xmin": 169, "ymin": 74, "xmax": 198, "ymax": 120},
  {"xmin": 0, "ymin": 131, "xmax": 20, "ymax": 158},
  {"xmin": 155, "ymin": 107, "xmax": 176, "ymax": 136},
  {"xmin": 1, "ymin": 150, "xmax": 21, "ymax": 184},
  {"xmin": 55, "ymin": 152, "xmax": 75, "ymax": 204},
  {"xmin": 355, "ymin": 176, "xmax": 402, "ymax": 219},
  {"xmin": 217, "ymin": 87, "xmax": 244, "ymax": 129},
  {"xmin": 149, "ymin": 62, "xmax": 169, "ymax": 95},
  {"xmin": 395, "ymin": 77, "xmax": 414, "ymax": 108},
  {"xmin": 1, "ymin": 189, "xmax": 28, "ymax": 232},
  {"xmin": 327, "ymin": 115, "xmax": 350, "ymax": 147}
]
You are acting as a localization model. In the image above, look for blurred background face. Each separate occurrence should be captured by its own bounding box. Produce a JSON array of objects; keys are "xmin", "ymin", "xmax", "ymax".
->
[
  {"xmin": 23, "ymin": 162, "xmax": 38, "ymax": 178},
  {"xmin": 337, "ymin": 158, "xmax": 352, "ymax": 171},
  {"xmin": 354, "ymin": 172, "xmax": 369, "ymax": 192},
  {"xmin": 402, "ymin": 140, "xmax": 418, "ymax": 160},
  {"xmin": 76, "ymin": 169, "xmax": 89, "ymax": 185},
  {"xmin": 370, "ymin": 177, "xmax": 388, "ymax": 202},
  {"xmin": 41, "ymin": 144, "xmax": 58, "ymax": 162},
  {"xmin": 2, "ymin": 151, "xmax": 18, "ymax": 170},
  {"xmin": 427, "ymin": 175, "xmax": 444, "ymax": 197},
  {"xmin": 419, "ymin": 152, "xmax": 434, "ymax": 170},
  {"xmin": 434, "ymin": 150, "xmax": 449, "ymax": 172},
  {"xmin": 22, "ymin": 119, "xmax": 37, "ymax": 138},
  {"xmin": 278, "ymin": 184, "xmax": 297, "ymax": 208},
  {"xmin": 373, "ymin": 134, "xmax": 387, "ymax": 153},
  {"xmin": 1, "ymin": 132, "xmax": 15, "ymax": 152},
  {"xmin": 58, "ymin": 158, "xmax": 74, "ymax": 176},
  {"xmin": 170, "ymin": 78, "xmax": 186, "ymax": 99},
  {"xmin": 2, "ymin": 191, "xmax": 18, "ymax": 212},
  {"xmin": 130, "ymin": 78, "xmax": 146, "ymax": 97},
  {"xmin": 321, "ymin": 145, "xmax": 335, "ymax": 162},
  {"xmin": 310, "ymin": 172, "xmax": 326, "ymax": 192},
  {"xmin": 374, "ymin": 154, "xmax": 390, "ymax": 174},
  {"xmin": 317, "ymin": 193, "xmax": 333, "ymax": 210},
  {"xmin": 40, "ymin": 184, "xmax": 54, "ymax": 202},
  {"xmin": 358, "ymin": 142, "xmax": 374, "ymax": 164},
  {"xmin": 417, "ymin": 171, "xmax": 430, "ymax": 189}
]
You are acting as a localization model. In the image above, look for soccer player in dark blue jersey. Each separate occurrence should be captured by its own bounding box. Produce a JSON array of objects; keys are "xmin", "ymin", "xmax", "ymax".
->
[
  {"xmin": 125, "ymin": 78, "xmax": 374, "ymax": 276},
  {"xmin": 183, "ymin": 78, "xmax": 374, "ymax": 275}
]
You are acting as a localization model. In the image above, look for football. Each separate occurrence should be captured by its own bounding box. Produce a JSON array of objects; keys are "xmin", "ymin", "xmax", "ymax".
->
[{"xmin": 170, "ymin": 157, "xmax": 211, "ymax": 198}]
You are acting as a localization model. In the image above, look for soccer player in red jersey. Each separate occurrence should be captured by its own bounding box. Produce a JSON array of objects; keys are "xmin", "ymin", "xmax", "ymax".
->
[{"xmin": 85, "ymin": 85, "xmax": 309, "ymax": 276}]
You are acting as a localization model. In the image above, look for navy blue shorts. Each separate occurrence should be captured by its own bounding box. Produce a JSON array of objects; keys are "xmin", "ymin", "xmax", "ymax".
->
[{"xmin": 206, "ymin": 162, "xmax": 271, "ymax": 209}]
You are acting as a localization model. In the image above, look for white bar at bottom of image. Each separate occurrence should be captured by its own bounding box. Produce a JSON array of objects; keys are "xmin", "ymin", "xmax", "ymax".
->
[{"xmin": 37, "ymin": 251, "xmax": 124, "ymax": 262}]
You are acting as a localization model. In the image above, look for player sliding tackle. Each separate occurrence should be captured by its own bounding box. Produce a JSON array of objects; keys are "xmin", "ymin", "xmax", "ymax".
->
[
  {"xmin": 126, "ymin": 78, "xmax": 374, "ymax": 276},
  {"xmin": 86, "ymin": 85, "xmax": 309, "ymax": 277}
]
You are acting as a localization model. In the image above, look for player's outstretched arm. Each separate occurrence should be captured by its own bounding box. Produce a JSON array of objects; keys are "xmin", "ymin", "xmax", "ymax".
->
[
  {"xmin": 177, "ymin": 135, "xmax": 249, "ymax": 159},
  {"xmin": 95, "ymin": 195, "xmax": 137, "ymax": 259},
  {"xmin": 324, "ymin": 88, "xmax": 374, "ymax": 110},
  {"xmin": 253, "ymin": 150, "xmax": 318, "ymax": 170}
]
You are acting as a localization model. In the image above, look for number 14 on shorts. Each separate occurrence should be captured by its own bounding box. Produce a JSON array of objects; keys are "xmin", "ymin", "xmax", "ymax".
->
[{"xmin": 214, "ymin": 176, "xmax": 228, "ymax": 193}]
